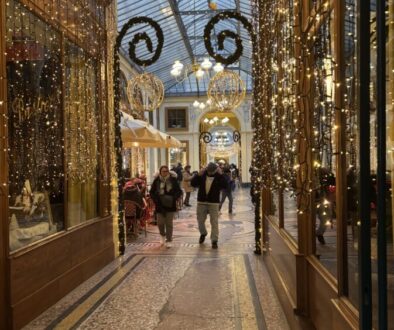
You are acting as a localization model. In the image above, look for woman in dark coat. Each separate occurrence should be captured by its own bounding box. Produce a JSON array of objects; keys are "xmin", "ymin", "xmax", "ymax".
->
[{"xmin": 149, "ymin": 165, "xmax": 182, "ymax": 247}]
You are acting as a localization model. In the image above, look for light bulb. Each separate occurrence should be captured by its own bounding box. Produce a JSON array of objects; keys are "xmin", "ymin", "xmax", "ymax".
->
[
  {"xmin": 171, "ymin": 68, "xmax": 181, "ymax": 77},
  {"xmin": 195, "ymin": 68, "xmax": 204, "ymax": 79},
  {"xmin": 204, "ymin": 118, "xmax": 209, "ymax": 123},
  {"xmin": 193, "ymin": 100, "xmax": 200, "ymax": 108},
  {"xmin": 213, "ymin": 62, "xmax": 224, "ymax": 73},
  {"xmin": 199, "ymin": 103, "xmax": 206, "ymax": 110},
  {"xmin": 173, "ymin": 60, "xmax": 183, "ymax": 71},
  {"xmin": 201, "ymin": 58, "xmax": 212, "ymax": 70}
]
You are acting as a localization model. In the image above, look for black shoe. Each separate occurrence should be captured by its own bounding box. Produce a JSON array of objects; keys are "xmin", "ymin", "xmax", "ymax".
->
[
  {"xmin": 184, "ymin": 203, "xmax": 192, "ymax": 207},
  {"xmin": 199, "ymin": 234, "xmax": 206, "ymax": 244},
  {"xmin": 212, "ymin": 241, "xmax": 218, "ymax": 249},
  {"xmin": 317, "ymin": 235, "xmax": 326, "ymax": 245}
]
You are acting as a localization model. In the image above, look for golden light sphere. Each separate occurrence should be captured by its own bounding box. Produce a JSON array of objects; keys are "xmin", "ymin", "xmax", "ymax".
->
[
  {"xmin": 208, "ymin": 70, "xmax": 246, "ymax": 111},
  {"xmin": 208, "ymin": 2, "xmax": 217, "ymax": 10},
  {"xmin": 127, "ymin": 73, "xmax": 164, "ymax": 112}
]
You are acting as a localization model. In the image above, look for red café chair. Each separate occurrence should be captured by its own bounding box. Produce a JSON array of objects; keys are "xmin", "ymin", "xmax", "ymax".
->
[{"xmin": 124, "ymin": 200, "xmax": 147, "ymax": 237}]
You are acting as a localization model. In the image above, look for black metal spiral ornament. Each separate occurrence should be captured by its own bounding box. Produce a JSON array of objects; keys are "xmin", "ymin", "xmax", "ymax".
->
[
  {"xmin": 200, "ymin": 132, "xmax": 213, "ymax": 144},
  {"xmin": 233, "ymin": 130, "xmax": 241, "ymax": 142},
  {"xmin": 204, "ymin": 11, "xmax": 256, "ymax": 66},
  {"xmin": 116, "ymin": 17, "xmax": 164, "ymax": 67},
  {"xmin": 113, "ymin": 17, "xmax": 163, "ymax": 255}
]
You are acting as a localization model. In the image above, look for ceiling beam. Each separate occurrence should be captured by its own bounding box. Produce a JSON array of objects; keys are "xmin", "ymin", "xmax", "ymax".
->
[
  {"xmin": 177, "ymin": 9, "xmax": 236, "ymax": 15},
  {"xmin": 166, "ymin": 0, "xmax": 195, "ymax": 60}
]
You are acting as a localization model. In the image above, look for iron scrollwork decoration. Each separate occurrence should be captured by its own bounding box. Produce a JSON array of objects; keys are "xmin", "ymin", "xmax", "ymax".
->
[
  {"xmin": 233, "ymin": 130, "xmax": 241, "ymax": 142},
  {"xmin": 113, "ymin": 17, "xmax": 164, "ymax": 255},
  {"xmin": 200, "ymin": 132, "xmax": 213, "ymax": 144},
  {"xmin": 204, "ymin": 11, "xmax": 256, "ymax": 66}
]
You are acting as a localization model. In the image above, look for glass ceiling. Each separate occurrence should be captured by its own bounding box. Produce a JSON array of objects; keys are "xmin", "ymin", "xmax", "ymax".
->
[{"xmin": 117, "ymin": 0, "xmax": 253, "ymax": 96}]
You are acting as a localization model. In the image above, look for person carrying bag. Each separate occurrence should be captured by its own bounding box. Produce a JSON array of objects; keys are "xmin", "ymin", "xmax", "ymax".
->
[{"xmin": 150, "ymin": 165, "xmax": 182, "ymax": 248}]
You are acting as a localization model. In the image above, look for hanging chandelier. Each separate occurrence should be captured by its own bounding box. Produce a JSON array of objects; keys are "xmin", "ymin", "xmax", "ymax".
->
[
  {"xmin": 171, "ymin": 58, "xmax": 224, "ymax": 83},
  {"xmin": 208, "ymin": 70, "xmax": 246, "ymax": 111},
  {"xmin": 127, "ymin": 72, "xmax": 164, "ymax": 112}
]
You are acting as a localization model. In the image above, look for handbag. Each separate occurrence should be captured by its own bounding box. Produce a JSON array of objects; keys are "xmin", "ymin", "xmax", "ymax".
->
[{"xmin": 159, "ymin": 194, "xmax": 173, "ymax": 208}]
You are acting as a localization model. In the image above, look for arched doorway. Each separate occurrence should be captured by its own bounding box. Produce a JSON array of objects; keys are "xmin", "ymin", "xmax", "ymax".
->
[{"xmin": 199, "ymin": 112, "xmax": 241, "ymax": 169}]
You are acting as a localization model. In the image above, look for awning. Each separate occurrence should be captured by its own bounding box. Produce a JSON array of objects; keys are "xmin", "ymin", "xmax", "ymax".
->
[{"xmin": 120, "ymin": 112, "xmax": 182, "ymax": 149}]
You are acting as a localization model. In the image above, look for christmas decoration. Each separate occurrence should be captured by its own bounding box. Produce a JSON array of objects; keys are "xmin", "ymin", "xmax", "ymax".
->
[
  {"xmin": 208, "ymin": 70, "xmax": 246, "ymax": 111},
  {"xmin": 204, "ymin": 11, "xmax": 256, "ymax": 66},
  {"xmin": 127, "ymin": 73, "xmax": 164, "ymax": 113}
]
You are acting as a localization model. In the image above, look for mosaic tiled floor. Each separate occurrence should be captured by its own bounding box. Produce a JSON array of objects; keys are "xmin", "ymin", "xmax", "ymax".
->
[{"xmin": 24, "ymin": 189, "xmax": 289, "ymax": 330}]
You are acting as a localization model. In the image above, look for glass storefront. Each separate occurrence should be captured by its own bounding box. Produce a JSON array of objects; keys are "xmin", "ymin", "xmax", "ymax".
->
[
  {"xmin": 6, "ymin": 0, "xmax": 106, "ymax": 250},
  {"xmin": 7, "ymin": 1, "xmax": 64, "ymax": 251}
]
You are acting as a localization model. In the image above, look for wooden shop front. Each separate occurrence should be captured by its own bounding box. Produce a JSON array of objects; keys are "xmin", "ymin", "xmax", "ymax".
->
[{"xmin": 0, "ymin": 0, "xmax": 117, "ymax": 328}]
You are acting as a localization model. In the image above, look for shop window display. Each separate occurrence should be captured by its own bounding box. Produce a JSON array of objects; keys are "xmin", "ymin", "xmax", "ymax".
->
[
  {"xmin": 6, "ymin": 2, "xmax": 64, "ymax": 251},
  {"xmin": 65, "ymin": 42, "xmax": 99, "ymax": 226},
  {"xmin": 168, "ymin": 141, "xmax": 188, "ymax": 168}
]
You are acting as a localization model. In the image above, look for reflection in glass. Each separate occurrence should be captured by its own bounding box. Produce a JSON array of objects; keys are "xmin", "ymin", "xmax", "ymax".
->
[
  {"xmin": 311, "ymin": 13, "xmax": 337, "ymax": 278},
  {"xmin": 387, "ymin": 0, "xmax": 394, "ymax": 325},
  {"xmin": 283, "ymin": 190, "xmax": 298, "ymax": 240},
  {"xmin": 270, "ymin": 190, "xmax": 280, "ymax": 223},
  {"xmin": 169, "ymin": 142, "xmax": 188, "ymax": 168},
  {"xmin": 7, "ymin": 1, "xmax": 64, "ymax": 251}
]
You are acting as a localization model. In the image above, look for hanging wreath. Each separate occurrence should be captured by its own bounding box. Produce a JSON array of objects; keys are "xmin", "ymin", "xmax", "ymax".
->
[
  {"xmin": 200, "ymin": 132, "xmax": 213, "ymax": 143},
  {"xmin": 233, "ymin": 130, "xmax": 241, "ymax": 142},
  {"xmin": 115, "ymin": 17, "xmax": 164, "ymax": 67},
  {"xmin": 204, "ymin": 11, "xmax": 256, "ymax": 66}
]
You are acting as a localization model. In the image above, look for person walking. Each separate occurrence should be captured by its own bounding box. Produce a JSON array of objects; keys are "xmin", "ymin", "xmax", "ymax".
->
[
  {"xmin": 191, "ymin": 162, "xmax": 228, "ymax": 249},
  {"xmin": 182, "ymin": 165, "xmax": 194, "ymax": 207},
  {"xmin": 150, "ymin": 165, "xmax": 182, "ymax": 248},
  {"xmin": 219, "ymin": 168, "xmax": 234, "ymax": 214}
]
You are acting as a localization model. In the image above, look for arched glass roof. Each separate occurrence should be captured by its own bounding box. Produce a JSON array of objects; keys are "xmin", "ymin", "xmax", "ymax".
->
[{"xmin": 117, "ymin": 0, "xmax": 254, "ymax": 96}]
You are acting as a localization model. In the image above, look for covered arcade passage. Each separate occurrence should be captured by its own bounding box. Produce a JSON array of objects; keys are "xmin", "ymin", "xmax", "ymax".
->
[{"xmin": 0, "ymin": 0, "xmax": 393, "ymax": 329}]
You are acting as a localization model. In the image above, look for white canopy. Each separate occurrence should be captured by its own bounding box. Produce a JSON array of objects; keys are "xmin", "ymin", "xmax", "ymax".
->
[{"xmin": 120, "ymin": 112, "xmax": 182, "ymax": 149}]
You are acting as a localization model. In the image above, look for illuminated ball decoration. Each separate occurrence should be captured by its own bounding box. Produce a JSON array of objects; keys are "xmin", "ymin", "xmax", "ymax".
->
[
  {"xmin": 208, "ymin": 70, "xmax": 246, "ymax": 111},
  {"xmin": 127, "ymin": 73, "xmax": 164, "ymax": 112},
  {"xmin": 208, "ymin": 1, "xmax": 218, "ymax": 10}
]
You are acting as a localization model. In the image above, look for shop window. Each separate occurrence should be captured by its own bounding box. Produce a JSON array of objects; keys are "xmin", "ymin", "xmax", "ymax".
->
[
  {"xmin": 166, "ymin": 108, "xmax": 188, "ymax": 130},
  {"xmin": 65, "ymin": 41, "xmax": 99, "ymax": 227},
  {"xmin": 168, "ymin": 141, "xmax": 188, "ymax": 169},
  {"xmin": 369, "ymin": 1, "xmax": 394, "ymax": 326},
  {"xmin": 6, "ymin": 2, "xmax": 64, "ymax": 251},
  {"xmin": 312, "ymin": 14, "xmax": 337, "ymax": 278},
  {"xmin": 283, "ymin": 190, "xmax": 298, "ymax": 238}
]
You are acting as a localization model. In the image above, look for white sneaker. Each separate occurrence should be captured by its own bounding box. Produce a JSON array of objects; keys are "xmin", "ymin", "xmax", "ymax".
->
[
  {"xmin": 160, "ymin": 236, "xmax": 165, "ymax": 245},
  {"xmin": 166, "ymin": 242, "xmax": 172, "ymax": 248}
]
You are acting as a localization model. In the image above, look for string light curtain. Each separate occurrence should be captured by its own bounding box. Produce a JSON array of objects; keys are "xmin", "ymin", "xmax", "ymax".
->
[{"xmin": 5, "ymin": 0, "xmax": 110, "ymax": 249}]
